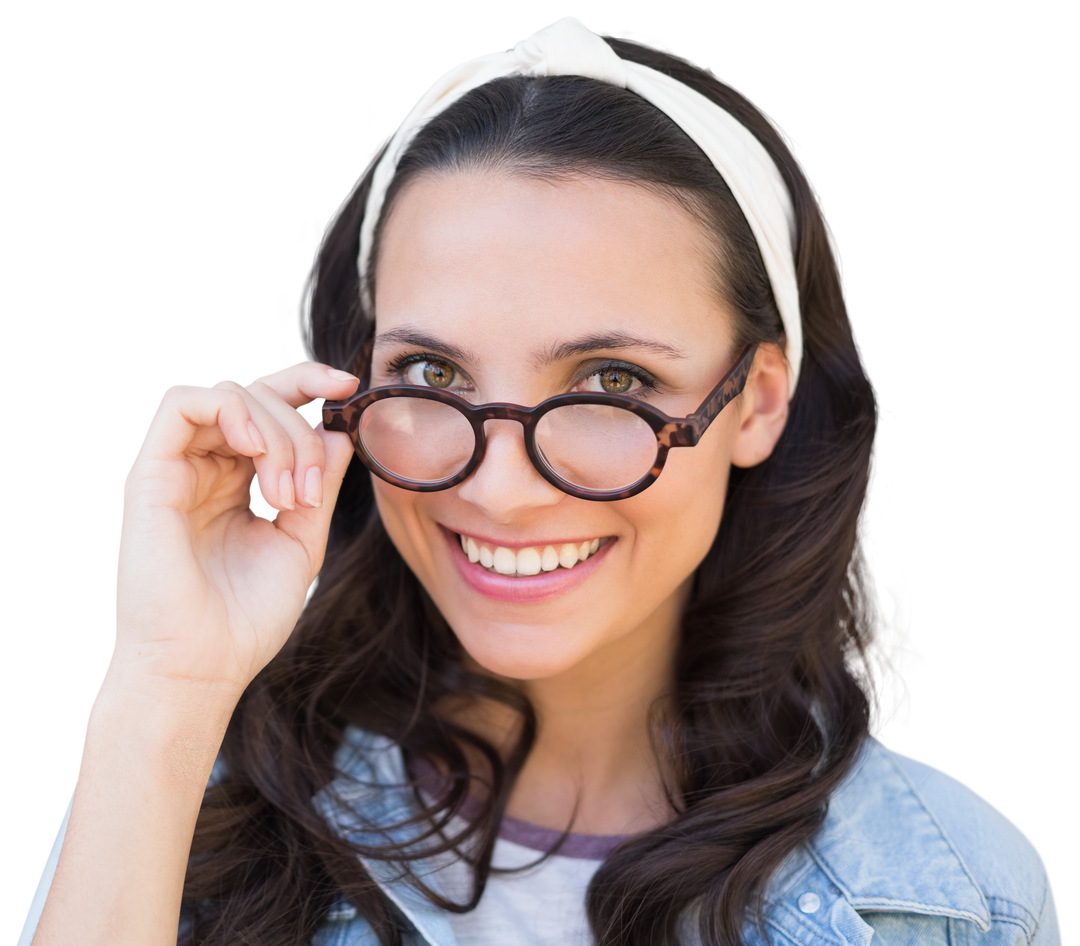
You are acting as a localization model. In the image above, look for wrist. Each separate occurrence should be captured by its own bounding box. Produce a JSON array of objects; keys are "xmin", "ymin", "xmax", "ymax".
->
[{"xmin": 88, "ymin": 667, "xmax": 242, "ymax": 792}]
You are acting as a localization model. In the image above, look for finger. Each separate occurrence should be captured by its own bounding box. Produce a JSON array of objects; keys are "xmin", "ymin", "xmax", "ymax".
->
[
  {"xmin": 245, "ymin": 380, "xmax": 329, "ymax": 509},
  {"xmin": 140, "ymin": 386, "xmax": 266, "ymax": 462},
  {"xmin": 236, "ymin": 362, "xmax": 359, "ymax": 510},
  {"xmin": 251, "ymin": 362, "xmax": 360, "ymax": 410},
  {"xmin": 218, "ymin": 360, "xmax": 358, "ymax": 509},
  {"xmin": 320, "ymin": 424, "xmax": 356, "ymax": 490},
  {"xmin": 211, "ymin": 375, "xmax": 319, "ymax": 514},
  {"xmin": 125, "ymin": 382, "xmax": 270, "ymax": 518},
  {"xmin": 270, "ymin": 423, "xmax": 357, "ymax": 572}
]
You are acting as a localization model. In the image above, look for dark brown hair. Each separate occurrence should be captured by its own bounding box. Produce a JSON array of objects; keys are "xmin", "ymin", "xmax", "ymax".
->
[{"xmin": 180, "ymin": 37, "xmax": 877, "ymax": 946}]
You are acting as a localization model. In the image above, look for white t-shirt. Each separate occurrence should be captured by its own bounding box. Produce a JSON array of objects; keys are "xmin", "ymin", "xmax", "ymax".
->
[{"xmin": 431, "ymin": 808, "xmax": 625, "ymax": 946}]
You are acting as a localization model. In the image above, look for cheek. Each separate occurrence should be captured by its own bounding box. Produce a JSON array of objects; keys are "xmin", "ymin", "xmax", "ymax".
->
[
  {"xmin": 371, "ymin": 479, "xmax": 441, "ymax": 583},
  {"xmin": 635, "ymin": 416, "xmax": 734, "ymax": 539},
  {"xmin": 663, "ymin": 436, "xmax": 731, "ymax": 497},
  {"xmin": 371, "ymin": 477, "xmax": 408, "ymax": 533},
  {"xmin": 371, "ymin": 479, "xmax": 421, "ymax": 570}
]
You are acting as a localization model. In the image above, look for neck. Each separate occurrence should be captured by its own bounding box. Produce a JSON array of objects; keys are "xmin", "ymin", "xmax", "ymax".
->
[{"xmin": 450, "ymin": 577, "xmax": 689, "ymax": 837}]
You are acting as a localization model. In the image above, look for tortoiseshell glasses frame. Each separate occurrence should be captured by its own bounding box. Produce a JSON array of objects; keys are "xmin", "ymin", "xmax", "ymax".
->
[{"xmin": 323, "ymin": 343, "xmax": 758, "ymax": 502}]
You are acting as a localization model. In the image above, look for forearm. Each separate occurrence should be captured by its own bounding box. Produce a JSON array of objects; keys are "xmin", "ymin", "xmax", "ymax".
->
[{"xmin": 32, "ymin": 671, "xmax": 241, "ymax": 946}]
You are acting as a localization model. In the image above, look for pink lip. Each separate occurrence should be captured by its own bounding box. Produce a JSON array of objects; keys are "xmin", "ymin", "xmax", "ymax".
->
[
  {"xmin": 454, "ymin": 531, "xmax": 606, "ymax": 550},
  {"xmin": 443, "ymin": 526, "xmax": 615, "ymax": 603}
]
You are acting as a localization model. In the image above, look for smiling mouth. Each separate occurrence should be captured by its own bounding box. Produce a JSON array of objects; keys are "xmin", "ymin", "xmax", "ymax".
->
[{"xmin": 456, "ymin": 533, "xmax": 612, "ymax": 577}]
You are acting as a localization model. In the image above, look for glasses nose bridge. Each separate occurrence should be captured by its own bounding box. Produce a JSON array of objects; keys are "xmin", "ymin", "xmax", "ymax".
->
[
  {"xmin": 475, "ymin": 401, "xmax": 537, "ymax": 451},
  {"xmin": 480, "ymin": 403, "xmax": 536, "ymax": 426},
  {"xmin": 464, "ymin": 406, "xmax": 557, "ymax": 502}
]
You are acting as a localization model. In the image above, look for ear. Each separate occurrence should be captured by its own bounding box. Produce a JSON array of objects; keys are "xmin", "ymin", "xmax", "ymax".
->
[{"xmin": 730, "ymin": 343, "xmax": 789, "ymax": 468}]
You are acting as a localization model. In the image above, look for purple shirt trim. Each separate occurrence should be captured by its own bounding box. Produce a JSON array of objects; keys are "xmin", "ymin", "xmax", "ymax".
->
[{"xmin": 408, "ymin": 754, "xmax": 629, "ymax": 861}]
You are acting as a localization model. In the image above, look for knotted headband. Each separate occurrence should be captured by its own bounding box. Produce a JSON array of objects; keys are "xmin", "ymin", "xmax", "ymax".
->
[{"xmin": 357, "ymin": 17, "xmax": 803, "ymax": 395}]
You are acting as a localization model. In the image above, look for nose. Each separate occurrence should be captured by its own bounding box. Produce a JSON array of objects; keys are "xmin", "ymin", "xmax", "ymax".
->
[{"xmin": 455, "ymin": 419, "xmax": 563, "ymax": 522}]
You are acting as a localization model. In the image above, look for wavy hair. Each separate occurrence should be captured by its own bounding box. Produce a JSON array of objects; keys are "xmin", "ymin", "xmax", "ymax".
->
[{"xmin": 180, "ymin": 37, "xmax": 877, "ymax": 946}]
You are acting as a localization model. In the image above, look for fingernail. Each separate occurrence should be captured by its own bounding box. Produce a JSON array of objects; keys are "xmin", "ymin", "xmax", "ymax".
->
[
  {"xmin": 327, "ymin": 368, "xmax": 360, "ymax": 382},
  {"xmin": 304, "ymin": 466, "xmax": 323, "ymax": 508},
  {"xmin": 278, "ymin": 470, "xmax": 296, "ymax": 510},
  {"xmin": 247, "ymin": 421, "xmax": 267, "ymax": 455}
]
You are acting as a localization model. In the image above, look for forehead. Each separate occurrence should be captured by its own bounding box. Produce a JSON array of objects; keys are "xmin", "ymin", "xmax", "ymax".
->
[{"xmin": 373, "ymin": 170, "xmax": 733, "ymax": 360}]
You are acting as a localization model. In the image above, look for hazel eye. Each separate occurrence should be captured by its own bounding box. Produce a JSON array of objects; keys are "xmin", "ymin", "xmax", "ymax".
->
[
  {"xmin": 399, "ymin": 358, "xmax": 645, "ymax": 395},
  {"xmin": 577, "ymin": 366, "xmax": 646, "ymax": 396},
  {"xmin": 404, "ymin": 360, "xmax": 457, "ymax": 388},
  {"xmin": 598, "ymin": 367, "xmax": 634, "ymax": 394}
]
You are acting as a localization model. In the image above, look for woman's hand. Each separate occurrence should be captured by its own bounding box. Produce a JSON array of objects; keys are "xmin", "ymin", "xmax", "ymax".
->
[{"xmin": 112, "ymin": 361, "xmax": 360, "ymax": 696}]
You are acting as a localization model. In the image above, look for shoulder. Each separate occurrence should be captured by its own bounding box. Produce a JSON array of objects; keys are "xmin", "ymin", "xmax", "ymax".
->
[{"xmin": 776, "ymin": 739, "xmax": 1059, "ymax": 946}]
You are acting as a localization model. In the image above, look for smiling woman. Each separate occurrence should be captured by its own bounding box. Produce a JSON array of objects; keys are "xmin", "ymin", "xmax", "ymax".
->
[
  {"xmin": 21, "ymin": 17, "xmax": 1058, "ymax": 946},
  {"xmin": 356, "ymin": 173, "xmax": 783, "ymax": 681}
]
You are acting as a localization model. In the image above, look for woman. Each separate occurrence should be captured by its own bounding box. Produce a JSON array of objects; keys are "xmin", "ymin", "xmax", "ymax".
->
[{"xmin": 22, "ymin": 18, "xmax": 1057, "ymax": 946}]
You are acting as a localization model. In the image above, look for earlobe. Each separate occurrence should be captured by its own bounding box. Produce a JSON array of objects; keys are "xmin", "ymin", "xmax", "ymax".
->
[{"xmin": 730, "ymin": 344, "xmax": 790, "ymax": 468}]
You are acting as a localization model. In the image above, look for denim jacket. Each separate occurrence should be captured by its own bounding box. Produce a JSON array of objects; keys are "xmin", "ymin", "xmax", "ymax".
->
[{"xmin": 20, "ymin": 729, "xmax": 1059, "ymax": 946}]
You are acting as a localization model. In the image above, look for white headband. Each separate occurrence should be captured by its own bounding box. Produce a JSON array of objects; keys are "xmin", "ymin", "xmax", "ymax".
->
[{"xmin": 357, "ymin": 17, "xmax": 802, "ymax": 395}]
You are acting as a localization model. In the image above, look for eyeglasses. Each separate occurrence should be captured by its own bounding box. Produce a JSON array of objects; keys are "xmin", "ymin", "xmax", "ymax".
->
[{"xmin": 323, "ymin": 343, "xmax": 758, "ymax": 501}]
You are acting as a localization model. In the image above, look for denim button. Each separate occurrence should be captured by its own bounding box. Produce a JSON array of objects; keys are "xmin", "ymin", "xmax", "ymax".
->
[{"xmin": 797, "ymin": 892, "xmax": 821, "ymax": 914}]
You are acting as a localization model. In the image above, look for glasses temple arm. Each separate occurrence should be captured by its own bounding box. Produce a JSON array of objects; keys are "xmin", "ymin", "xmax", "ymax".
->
[{"xmin": 683, "ymin": 343, "xmax": 760, "ymax": 443}]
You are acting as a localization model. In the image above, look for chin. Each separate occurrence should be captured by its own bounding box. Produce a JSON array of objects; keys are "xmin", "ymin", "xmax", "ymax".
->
[{"xmin": 451, "ymin": 619, "xmax": 602, "ymax": 682}]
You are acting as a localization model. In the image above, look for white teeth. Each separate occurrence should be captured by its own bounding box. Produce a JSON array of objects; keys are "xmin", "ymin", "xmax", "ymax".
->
[
  {"xmin": 460, "ymin": 534, "xmax": 608, "ymax": 577},
  {"xmin": 516, "ymin": 547, "xmax": 542, "ymax": 576},
  {"xmin": 558, "ymin": 544, "xmax": 579, "ymax": 569},
  {"xmin": 544, "ymin": 544, "xmax": 561, "ymax": 574},
  {"xmin": 493, "ymin": 546, "xmax": 517, "ymax": 575}
]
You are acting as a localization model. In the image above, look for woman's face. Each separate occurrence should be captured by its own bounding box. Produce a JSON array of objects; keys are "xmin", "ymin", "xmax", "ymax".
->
[{"xmin": 371, "ymin": 170, "xmax": 784, "ymax": 681}]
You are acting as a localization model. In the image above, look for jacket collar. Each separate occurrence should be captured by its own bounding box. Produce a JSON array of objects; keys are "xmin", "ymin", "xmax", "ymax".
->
[
  {"xmin": 801, "ymin": 739, "xmax": 991, "ymax": 930},
  {"xmin": 318, "ymin": 730, "xmax": 458, "ymax": 946},
  {"xmin": 756, "ymin": 738, "xmax": 990, "ymax": 946},
  {"xmin": 321, "ymin": 731, "xmax": 990, "ymax": 946}
]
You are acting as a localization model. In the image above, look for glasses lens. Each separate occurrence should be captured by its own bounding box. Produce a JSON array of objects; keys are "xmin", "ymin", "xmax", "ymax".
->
[
  {"xmin": 359, "ymin": 397, "xmax": 475, "ymax": 484},
  {"xmin": 356, "ymin": 396, "xmax": 659, "ymax": 494},
  {"xmin": 534, "ymin": 404, "xmax": 658, "ymax": 492}
]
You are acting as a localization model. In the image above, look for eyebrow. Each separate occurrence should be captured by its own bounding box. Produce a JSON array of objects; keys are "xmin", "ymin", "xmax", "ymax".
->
[{"xmin": 374, "ymin": 327, "xmax": 688, "ymax": 369}]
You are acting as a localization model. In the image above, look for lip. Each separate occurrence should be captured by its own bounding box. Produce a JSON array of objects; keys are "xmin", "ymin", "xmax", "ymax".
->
[
  {"xmin": 442, "ymin": 526, "xmax": 615, "ymax": 603},
  {"xmin": 453, "ymin": 531, "xmax": 607, "ymax": 550}
]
